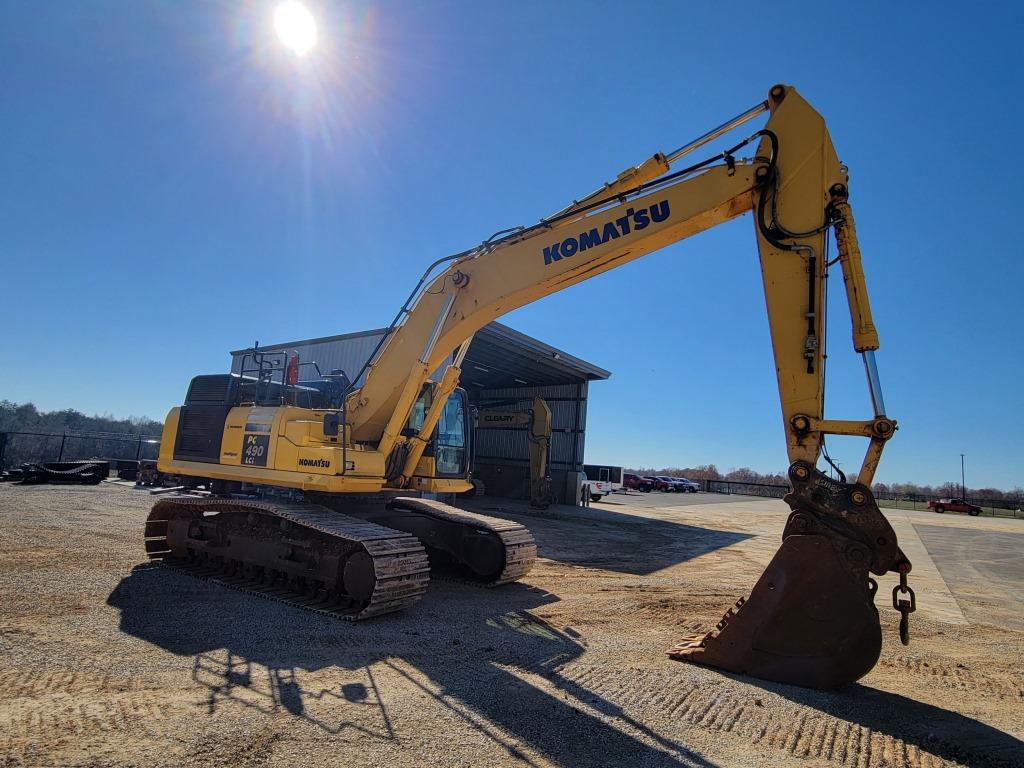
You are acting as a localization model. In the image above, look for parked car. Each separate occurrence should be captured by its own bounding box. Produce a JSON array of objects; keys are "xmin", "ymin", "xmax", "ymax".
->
[
  {"xmin": 659, "ymin": 476, "xmax": 685, "ymax": 492},
  {"xmin": 675, "ymin": 477, "xmax": 701, "ymax": 493},
  {"xmin": 928, "ymin": 498, "xmax": 982, "ymax": 516},
  {"xmin": 644, "ymin": 476, "xmax": 671, "ymax": 492},
  {"xmin": 623, "ymin": 473, "xmax": 654, "ymax": 492},
  {"xmin": 656, "ymin": 476, "xmax": 689, "ymax": 493}
]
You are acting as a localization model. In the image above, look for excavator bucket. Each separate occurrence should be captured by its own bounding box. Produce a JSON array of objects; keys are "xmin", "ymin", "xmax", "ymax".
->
[{"xmin": 669, "ymin": 463, "xmax": 911, "ymax": 689}]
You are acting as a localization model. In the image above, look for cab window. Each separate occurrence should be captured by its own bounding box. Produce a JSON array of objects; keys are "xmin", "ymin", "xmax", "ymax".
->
[
  {"xmin": 434, "ymin": 393, "xmax": 467, "ymax": 476},
  {"xmin": 406, "ymin": 386, "xmax": 433, "ymax": 434}
]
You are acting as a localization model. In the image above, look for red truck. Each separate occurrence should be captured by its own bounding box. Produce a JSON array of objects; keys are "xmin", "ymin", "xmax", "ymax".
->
[
  {"xmin": 644, "ymin": 475, "xmax": 672, "ymax": 492},
  {"xmin": 623, "ymin": 473, "xmax": 654, "ymax": 492},
  {"xmin": 928, "ymin": 498, "xmax": 982, "ymax": 516}
]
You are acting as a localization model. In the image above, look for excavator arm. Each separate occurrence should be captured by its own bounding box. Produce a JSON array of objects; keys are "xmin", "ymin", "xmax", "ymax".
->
[
  {"xmin": 476, "ymin": 397, "xmax": 553, "ymax": 509},
  {"xmin": 344, "ymin": 85, "xmax": 912, "ymax": 688},
  {"xmin": 348, "ymin": 87, "xmax": 890, "ymax": 473}
]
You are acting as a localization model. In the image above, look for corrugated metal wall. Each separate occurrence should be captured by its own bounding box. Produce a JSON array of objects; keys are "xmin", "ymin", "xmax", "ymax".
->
[
  {"xmin": 471, "ymin": 382, "xmax": 588, "ymax": 504},
  {"xmin": 473, "ymin": 383, "xmax": 587, "ymax": 470}
]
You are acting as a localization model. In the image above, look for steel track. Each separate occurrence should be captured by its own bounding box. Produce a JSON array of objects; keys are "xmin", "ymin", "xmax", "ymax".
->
[
  {"xmin": 144, "ymin": 496, "xmax": 430, "ymax": 620},
  {"xmin": 388, "ymin": 497, "xmax": 537, "ymax": 586}
]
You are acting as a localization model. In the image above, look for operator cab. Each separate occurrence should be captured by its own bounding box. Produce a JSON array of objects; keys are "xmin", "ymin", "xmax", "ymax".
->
[{"xmin": 405, "ymin": 386, "xmax": 471, "ymax": 479}]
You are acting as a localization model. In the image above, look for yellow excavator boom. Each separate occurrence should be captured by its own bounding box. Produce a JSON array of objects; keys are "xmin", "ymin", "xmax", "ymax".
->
[
  {"xmin": 153, "ymin": 84, "xmax": 911, "ymax": 689},
  {"xmin": 345, "ymin": 87, "xmax": 894, "ymax": 482},
  {"xmin": 335, "ymin": 84, "xmax": 910, "ymax": 687}
]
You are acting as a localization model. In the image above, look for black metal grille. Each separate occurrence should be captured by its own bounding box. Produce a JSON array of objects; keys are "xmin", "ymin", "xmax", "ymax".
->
[
  {"xmin": 179, "ymin": 434, "xmax": 211, "ymax": 453},
  {"xmin": 181, "ymin": 409, "xmax": 218, "ymax": 432},
  {"xmin": 173, "ymin": 403, "xmax": 230, "ymax": 463},
  {"xmin": 186, "ymin": 375, "xmax": 234, "ymax": 404}
]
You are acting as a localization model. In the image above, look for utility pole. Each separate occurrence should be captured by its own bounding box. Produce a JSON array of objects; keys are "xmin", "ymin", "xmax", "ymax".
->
[{"xmin": 960, "ymin": 453, "xmax": 966, "ymax": 499}]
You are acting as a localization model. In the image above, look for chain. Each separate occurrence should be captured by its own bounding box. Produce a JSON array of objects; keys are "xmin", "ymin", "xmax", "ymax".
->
[{"xmin": 891, "ymin": 570, "xmax": 916, "ymax": 645}]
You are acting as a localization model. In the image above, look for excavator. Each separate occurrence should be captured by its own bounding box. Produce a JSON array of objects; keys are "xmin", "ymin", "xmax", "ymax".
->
[
  {"xmin": 144, "ymin": 85, "xmax": 913, "ymax": 689},
  {"xmin": 473, "ymin": 396, "xmax": 554, "ymax": 509}
]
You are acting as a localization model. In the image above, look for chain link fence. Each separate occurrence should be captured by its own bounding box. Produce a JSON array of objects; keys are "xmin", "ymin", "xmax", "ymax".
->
[
  {"xmin": 871, "ymin": 491, "xmax": 1023, "ymax": 519},
  {"xmin": 0, "ymin": 430, "xmax": 161, "ymax": 471},
  {"xmin": 703, "ymin": 479, "xmax": 1024, "ymax": 519},
  {"xmin": 703, "ymin": 479, "xmax": 789, "ymax": 499}
]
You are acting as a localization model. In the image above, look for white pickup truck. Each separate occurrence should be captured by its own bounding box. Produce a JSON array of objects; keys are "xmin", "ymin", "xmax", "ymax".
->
[{"xmin": 582, "ymin": 479, "xmax": 612, "ymax": 503}]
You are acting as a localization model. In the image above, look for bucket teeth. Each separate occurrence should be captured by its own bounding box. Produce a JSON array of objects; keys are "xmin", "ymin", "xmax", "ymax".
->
[
  {"xmin": 670, "ymin": 597, "xmax": 748, "ymax": 655},
  {"xmin": 669, "ymin": 633, "xmax": 711, "ymax": 653}
]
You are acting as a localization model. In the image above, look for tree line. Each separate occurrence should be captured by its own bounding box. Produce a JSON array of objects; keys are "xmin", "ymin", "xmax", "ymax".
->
[
  {"xmin": 0, "ymin": 401, "xmax": 163, "ymax": 469},
  {"xmin": 628, "ymin": 463, "xmax": 1022, "ymax": 501},
  {"xmin": 630, "ymin": 464, "xmax": 787, "ymax": 485}
]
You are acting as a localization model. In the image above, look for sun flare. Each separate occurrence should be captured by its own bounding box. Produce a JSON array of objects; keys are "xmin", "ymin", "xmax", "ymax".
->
[{"xmin": 274, "ymin": 1, "xmax": 318, "ymax": 56}]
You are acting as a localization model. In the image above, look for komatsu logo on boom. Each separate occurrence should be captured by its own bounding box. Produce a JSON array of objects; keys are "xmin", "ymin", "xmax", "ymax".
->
[{"xmin": 543, "ymin": 200, "xmax": 670, "ymax": 265}]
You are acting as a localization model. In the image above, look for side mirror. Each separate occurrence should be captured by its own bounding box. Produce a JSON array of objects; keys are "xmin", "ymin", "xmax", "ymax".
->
[{"xmin": 323, "ymin": 413, "xmax": 340, "ymax": 437}]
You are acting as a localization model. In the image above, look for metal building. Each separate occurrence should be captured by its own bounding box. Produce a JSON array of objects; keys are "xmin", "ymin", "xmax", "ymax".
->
[{"xmin": 229, "ymin": 322, "xmax": 610, "ymax": 504}]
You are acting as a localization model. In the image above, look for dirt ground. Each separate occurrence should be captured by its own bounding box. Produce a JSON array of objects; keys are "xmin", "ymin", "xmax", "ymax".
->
[{"xmin": 1, "ymin": 483, "xmax": 1021, "ymax": 768}]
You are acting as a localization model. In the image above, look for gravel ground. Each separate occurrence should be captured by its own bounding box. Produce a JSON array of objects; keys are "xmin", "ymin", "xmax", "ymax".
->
[{"xmin": 1, "ymin": 483, "xmax": 1022, "ymax": 767}]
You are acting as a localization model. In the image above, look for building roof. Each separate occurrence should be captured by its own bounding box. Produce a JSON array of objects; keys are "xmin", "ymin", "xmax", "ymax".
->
[
  {"xmin": 462, "ymin": 323, "xmax": 610, "ymax": 389},
  {"xmin": 230, "ymin": 328, "xmax": 391, "ymax": 354},
  {"xmin": 230, "ymin": 321, "xmax": 610, "ymax": 390}
]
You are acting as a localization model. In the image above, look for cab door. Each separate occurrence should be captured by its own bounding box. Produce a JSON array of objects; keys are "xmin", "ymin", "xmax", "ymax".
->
[{"xmin": 432, "ymin": 389, "xmax": 470, "ymax": 478}]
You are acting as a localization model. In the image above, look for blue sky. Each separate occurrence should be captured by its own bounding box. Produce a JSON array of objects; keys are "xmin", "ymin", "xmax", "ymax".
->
[{"xmin": 1, "ymin": 1, "xmax": 1021, "ymax": 490}]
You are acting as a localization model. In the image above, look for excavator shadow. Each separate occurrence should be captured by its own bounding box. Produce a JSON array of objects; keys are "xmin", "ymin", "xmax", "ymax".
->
[
  {"xmin": 462, "ymin": 499, "xmax": 752, "ymax": 576},
  {"xmin": 735, "ymin": 675, "xmax": 1024, "ymax": 767},
  {"xmin": 107, "ymin": 564, "xmax": 716, "ymax": 767}
]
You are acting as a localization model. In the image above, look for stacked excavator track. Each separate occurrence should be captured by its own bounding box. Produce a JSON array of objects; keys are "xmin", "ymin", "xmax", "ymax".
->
[
  {"xmin": 144, "ymin": 496, "xmax": 430, "ymax": 620},
  {"xmin": 143, "ymin": 494, "xmax": 536, "ymax": 620}
]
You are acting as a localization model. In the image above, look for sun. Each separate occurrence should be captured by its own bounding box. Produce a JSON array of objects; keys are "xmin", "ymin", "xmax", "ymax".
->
[{"xmin": 274, "ymin": 1, "xmax": 318, "ymax": 56}]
